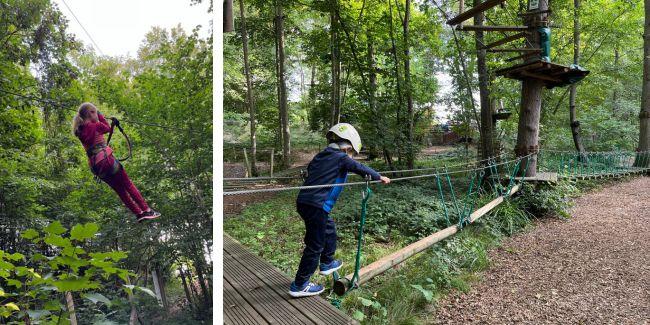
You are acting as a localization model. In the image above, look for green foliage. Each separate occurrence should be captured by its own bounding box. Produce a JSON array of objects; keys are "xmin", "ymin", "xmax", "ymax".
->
[
  {"xmin": 519, "ymin": 181, "xmax": 579, "ymax": 218},
  {"xmin": 0, "ymin": 223, "xmax": 142, "ymax": 323}
]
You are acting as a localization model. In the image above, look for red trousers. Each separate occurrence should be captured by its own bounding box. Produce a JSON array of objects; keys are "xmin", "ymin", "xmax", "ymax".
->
[{"xmin": 93, "ymin": 155, "xmax": 149, "ymax": 215}]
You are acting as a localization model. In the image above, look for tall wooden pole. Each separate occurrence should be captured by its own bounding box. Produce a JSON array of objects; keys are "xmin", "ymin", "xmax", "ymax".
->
[{"xmin": 514, "ymin": 0, "xmax": 549, "ymax": 176}]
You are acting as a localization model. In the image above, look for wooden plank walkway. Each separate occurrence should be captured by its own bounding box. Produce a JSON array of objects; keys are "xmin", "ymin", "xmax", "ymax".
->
[{"xmin": 223, "ymin": 234, "xmax": 357, "ymax": 325}]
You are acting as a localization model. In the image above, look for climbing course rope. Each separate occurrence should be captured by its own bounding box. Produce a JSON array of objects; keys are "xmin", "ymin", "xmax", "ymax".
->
[
  {"xmin": 538, "ymin": 149, "xmax": 650, "ymax": 179},
  {"xmin": 329, "ymin": 177, "xmax": 372, "ymax": 308},
  {"xmin": 223, "ymin": 154, "xmax": 536, "ymax": 196}
]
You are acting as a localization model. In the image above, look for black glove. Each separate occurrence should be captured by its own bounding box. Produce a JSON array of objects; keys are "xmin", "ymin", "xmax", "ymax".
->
[{"xmin": 109, "ymin": 117, "xmax": 120, "ymax": 126}]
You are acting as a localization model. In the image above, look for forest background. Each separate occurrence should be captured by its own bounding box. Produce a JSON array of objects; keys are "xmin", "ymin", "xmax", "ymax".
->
[{"xmin": 1, "ymin": 0, "xmax": 213, "ymax": 323}]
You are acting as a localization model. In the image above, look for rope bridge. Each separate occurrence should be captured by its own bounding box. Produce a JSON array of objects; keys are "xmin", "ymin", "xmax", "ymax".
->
[
  {"xmin": 223, "ymin": 149, "xmax": 648, "ymax": 301},
  {"xmin": 538, "ymin": 150, "xmax": 650, "ymax": 179}
]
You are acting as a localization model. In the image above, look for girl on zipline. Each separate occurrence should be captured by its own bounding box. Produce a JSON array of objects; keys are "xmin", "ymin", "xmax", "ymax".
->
[
  {"xmin": 289, "ymin": 123, "xmax": 391, "ymax": 298},
  {"xmin": 72, "ymin": 102, "xmax": 160, "ymax": 223}
]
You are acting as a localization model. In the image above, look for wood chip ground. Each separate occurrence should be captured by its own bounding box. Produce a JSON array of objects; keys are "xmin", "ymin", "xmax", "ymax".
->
[{"xmin": 433, "ymin": 176, "xmax": 649, "ymax": 324}]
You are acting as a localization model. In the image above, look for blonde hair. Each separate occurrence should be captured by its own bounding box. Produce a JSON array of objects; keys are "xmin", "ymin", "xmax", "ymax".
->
[{"xmin": 72, "ymin": 102, "xmax": 96, "ymax": 136}]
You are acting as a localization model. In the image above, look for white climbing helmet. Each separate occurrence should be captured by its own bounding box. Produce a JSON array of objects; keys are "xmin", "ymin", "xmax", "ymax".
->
[{"xmin": 327, "ymin": 123, "xmax": 362, "ymax": 154}]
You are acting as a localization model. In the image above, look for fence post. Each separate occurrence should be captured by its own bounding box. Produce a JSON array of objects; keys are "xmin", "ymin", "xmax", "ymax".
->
[
  {"xmin": 270, "ymin": 148, "xmax": 274, "ymax": 177},
  {"xmin": 243, "ymin": 148, "xmax": 251, "ymax": 178}
]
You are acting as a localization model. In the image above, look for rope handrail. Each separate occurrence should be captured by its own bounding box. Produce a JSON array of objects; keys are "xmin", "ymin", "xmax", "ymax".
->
[
  {"xmin": 223, "ymin": 154, "xmax": 536, "ymax": 196},
  {"xmin": 223, "ymin": 152, "xmax": 512, "ymax": 183}
]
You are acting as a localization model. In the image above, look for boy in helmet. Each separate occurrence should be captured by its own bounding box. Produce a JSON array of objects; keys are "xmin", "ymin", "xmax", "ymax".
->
[{"xmin": 289, "ymin": 123, "xmax": 390, "ymax": 298}]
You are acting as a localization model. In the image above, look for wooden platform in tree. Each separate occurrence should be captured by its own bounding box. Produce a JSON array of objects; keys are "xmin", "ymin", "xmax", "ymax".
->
[
  {"xmin": 446, "ymin": 0, "xmax": 507, "ymax": 25},
  {"xmin": 495, "ymin": 60, "xmax": 589, "ymax": 89},
  {"xmin": 223, "ymin": 234, "xmax": 356, "ymax": 325}
]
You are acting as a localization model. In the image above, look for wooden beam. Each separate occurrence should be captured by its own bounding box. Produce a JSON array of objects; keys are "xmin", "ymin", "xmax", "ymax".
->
[
  {"xmin": 481, "ymin": 32, "xmax": 528, "ymax": 50},
  {"xmin": 520, "ymin": 70, "xmax": 561, "ymax": 83},
  {"xmin": 458, "ymin": 25, "xmax": 529, "ymax": 32},
  {"xmin": 505, "ymin": 52, "xmax": 538, "ymax": 62},
  {"xmin": 447, "ymin": 0, "xmax": 507, "ymax": 25},
  {"xmin": 495, "ymin": 61, "xmax": 544, "ymax": 76},
  {"xmin": 334, "ymin": 185, "xmax": 520, "ymax": 295},
  {"xmin": 488, "ymin": 48, "xmax": 541, "ymax": 53}
]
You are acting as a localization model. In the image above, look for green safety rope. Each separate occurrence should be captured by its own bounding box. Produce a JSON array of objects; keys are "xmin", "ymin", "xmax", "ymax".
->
[
  {"xmin": 435, "ymin": 175, "xmax": 451, "ymax": 226},
  {"xmin": 330, "ymin": 179, "xmax": 372, "ymax": 308}
]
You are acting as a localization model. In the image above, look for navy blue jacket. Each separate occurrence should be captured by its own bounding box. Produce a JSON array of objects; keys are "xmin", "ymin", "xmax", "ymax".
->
[{"xmin": 297, "ymin": 147, "xmax": 381, "ymax": 213}]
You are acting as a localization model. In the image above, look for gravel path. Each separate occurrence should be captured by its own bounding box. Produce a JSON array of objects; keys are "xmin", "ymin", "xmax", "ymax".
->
[{"xmin": 433, "ymin": 176, "xmax": 650, "ymax": 324}]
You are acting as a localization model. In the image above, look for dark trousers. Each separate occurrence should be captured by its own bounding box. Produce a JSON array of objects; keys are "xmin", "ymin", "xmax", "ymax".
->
[{"xmin": 294, "ymin": 203, "xmax": 337, "ymax": 286}]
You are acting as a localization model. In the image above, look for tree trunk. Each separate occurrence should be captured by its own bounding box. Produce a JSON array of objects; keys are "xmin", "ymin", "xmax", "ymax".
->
[
  {"xmin": 224, "ymin": 0, "xmax": 234, "ymax": 32},
  {"xmin": 514, "ymin": 0, "xmax": 548, "ymax": 176},
  {"xmin": 636, "ymin": 0, "xmax": 650, "ymax": 167},
  {"xmin": 179, "ymin": 267, "xmax": 195, "ymax": 310},
  {"xmin": 569, "ymin": 0, "xmax": 586, "ymax": 158},
  {"xmin": 475, "ymin": 0, "xmax": 495, "ymax": 162},
  {"xmin": 194, "ymin": 257, "xmax": 212, "ymax": 309},
  {"xmin": 403, "ymin": 0, "xmax": 415, "ymax": 169},
  {"xmin": 239, "ymin": 0, "xmax": 258, "ymax": 176},
  {"xmin": 65, "ymin": 292, "xmax": 77, "ymax": 325},
  {"xmin": 151, "ymin": 268, "xmax": 169, "ymax": 310},
  {"xmin": 368, "ymin": 32, "xmax": 394, "ymax": 169},
  {"xmin": 274, "ymin": 1, "xmax": 291, "ymax": 168},
  {"xmin": 612, "ymin": 47, "xmax": 620, "ymax": 115},
  {"xmin": 388, "ymin": 0, "xmax": 404, "ymax": 163},
  {"xmin": 330, "ymin": 4, "xmax": 341, "ymax": 126}
]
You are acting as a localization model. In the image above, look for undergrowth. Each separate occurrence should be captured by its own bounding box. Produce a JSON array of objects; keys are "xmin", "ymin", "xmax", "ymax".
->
[{"xmin": 223, "ymin": 164, "xmax": 619, "ymax": 324}]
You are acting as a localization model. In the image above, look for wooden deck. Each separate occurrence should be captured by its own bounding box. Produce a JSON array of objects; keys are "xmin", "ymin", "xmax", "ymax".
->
[{"xmin": 223, "ymin": 234, "xmax": 357, "ymax": 325}]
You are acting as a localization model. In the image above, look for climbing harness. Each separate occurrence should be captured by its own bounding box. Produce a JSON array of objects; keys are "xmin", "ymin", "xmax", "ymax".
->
[{"xmin": 88, "ymin": 117, "xmax": 132, "ymax": 183}]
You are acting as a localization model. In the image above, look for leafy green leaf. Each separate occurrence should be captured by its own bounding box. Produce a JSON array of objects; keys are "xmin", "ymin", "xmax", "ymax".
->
[
  {"xmin": 0, "ymin": 260, "xmax": 14, "ymax": 271},
  {"xmin": 44, "ymin": 234, "xmax": 72, "ymax": 248},
  {"xmin": 7, "ymin": 253, "xmax": 24, "ymax": 261},
  {"xmin": 27, "ymin": 309, "xmax": 51, "ymax": 320},
  {"xmin": 352, "ymin": 310, "xmax": 365, "ymax": 321},
  {"xmin": 6, "ymin": 279, "xmax": 22, "ymax": 288},
  {"xmin": 83, "ymin": 292, "xmax": 112, "ymax": 306},
  {"xmin": 3, "ymin": 303, "xmax": 19, "ymax": 311},
  {"xmin": 70, "ymin": 223, "xmax": 99, "ymax": 241},
  {"xmin": 135, "ymin": 286, "xmax": 157, "ymax": 298},
  {"xmin": 358, "ymin": 297, "xmax": 373, "ymax": 307},
  {"xmin": 21, "ymin": 229, "xmax": 39, "ymax": 240},
  {"xmin": 44, "ymin": 299, "xmax": 63, "ymax": 311},
  {"xmin": 411, "ymin": 284, "xmax": 433, "ymax": 302},
  {"xmin": 44, "ymin": 221, "xmax": 67, "ymax": 235},
  {"xmin": 53, "ymin": 277, "xmax": 98, "ymax": 291},
  {"xmin": 0, "ymin": 288, "xmax": 4, "ymax": 297}
]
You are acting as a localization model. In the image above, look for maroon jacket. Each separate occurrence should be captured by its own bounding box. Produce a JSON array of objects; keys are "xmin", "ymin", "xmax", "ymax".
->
[
  {"xmin": 78, "ymin": 114, "xmax": 111, "ymax": 151},
  {"xmin": 77, "ymin": 114, "xmax": 116, "ymax": 169}
]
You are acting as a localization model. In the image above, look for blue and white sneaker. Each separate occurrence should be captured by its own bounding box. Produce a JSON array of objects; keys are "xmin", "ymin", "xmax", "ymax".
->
[
  {"xmin": 319, "ymin": 260, "xmax": 343, "ymax": 276},
  {"xmin": 289, "ymin": 281, "xmax": 325, "ymax": 298}
]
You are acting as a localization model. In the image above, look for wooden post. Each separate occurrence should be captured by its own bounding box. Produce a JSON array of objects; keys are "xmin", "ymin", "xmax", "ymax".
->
[
  {"xmin": 242, "ymin": 148, "xmax": 251, "ymax": 178},
  {"xmin": 334, "ymin": 185, "xmax": 520, "ymax": 295},
  {"xmin": 514, "ymin": 0, "xmax": 549, "ymax": 176},
  {"xmin": 65, "ymin": 292, "xmax": 77, "ymax": 325},
  {"xmin": 270, "ymin": 148, "xmax": 274, "ymax": 177}
]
